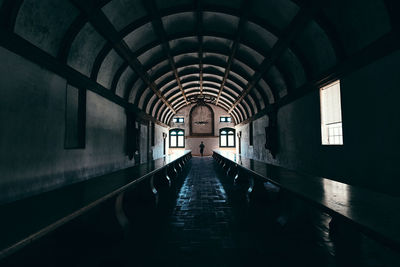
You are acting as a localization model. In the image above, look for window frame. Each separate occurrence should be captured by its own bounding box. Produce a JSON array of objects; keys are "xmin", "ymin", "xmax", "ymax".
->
[
  {"xmin": 64, "ymin": 84, "xmax": 86, "ymax": 149},
  {"xmin": 173, "ymin": 117, "xmax": 184, "ymax": 123},
  {"xmin": 169, "ymin": 128, "xmax": 185, "ymax": 148},
  {"xmin": 249, "ymin": 121, "xmax": 254, "ymax": 146},
  {"xmin": 219, "ymin": 128, "xmax": 236, "ymax": 148},
  {"xmin": 220, "ymin": 116, "xmax": 232, "ymax": 123},
  {"xmin": 320, "ymin": 80, "xmax": 343, "ymax": 146}
]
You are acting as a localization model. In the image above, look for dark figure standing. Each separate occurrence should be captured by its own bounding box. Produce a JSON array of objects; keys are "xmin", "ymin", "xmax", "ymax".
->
[{"xmin": 199, "ymin": 141, "xmax": 205, "ymax": 157}]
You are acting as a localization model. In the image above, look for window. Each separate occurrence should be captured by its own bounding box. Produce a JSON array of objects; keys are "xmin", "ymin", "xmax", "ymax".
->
[
  {"xmin": 169, "ymin": 129, "xmax": 185, "ymax": 148},
  {"xmin": 320, "ymin": 80, "xmax": 343, "ymax": 145},
  {"xmin": 220, "ymin": 116, "xmax": 231, "ymax": 122},
  {"xmin": 151, "ymin": 122, "xmax": 155, "ymax": 146},
  {"xmin": 220, "ymin": 128, "xmax": 235, "ymax": 147},
  {"xmin": 173, "ymin": 117, "xmax": 184, "ymax": 123},
  {"xmin": 65, "ymin": 84, "xmax": 86, "ymax": 149},
  {"xmin": 249, "ymin": 121, "xmax": 254, "ymax": 146}
]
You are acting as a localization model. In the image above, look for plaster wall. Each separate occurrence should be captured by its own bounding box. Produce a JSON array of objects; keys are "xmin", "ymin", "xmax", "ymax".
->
[
  {"xmin": 139, "ymin": 123, "xmax": 148, "ymax": 164},
  {"xmin": 168, "ymin": 104, "xmax": 236, "ymax": 155},
  {"xmin": 152, "ymin": 123, "xmax": 169, "ymax": 159},
  {"xmin": 237, "ymin": 50, "xmax": 400, "ymax": 196},
  {"xmin": 0, "ymin": 47, "xmax": 139, "ymax": 204}
]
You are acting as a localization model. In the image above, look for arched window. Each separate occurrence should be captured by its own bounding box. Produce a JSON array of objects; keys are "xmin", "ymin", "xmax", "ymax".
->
[
  {"xmin": 169, "ymin": 129, "xmax": 185, "ymax": 148},
  {"xmin": 220, "ymin": 128, "xmax": 235, "ymax": 147}
]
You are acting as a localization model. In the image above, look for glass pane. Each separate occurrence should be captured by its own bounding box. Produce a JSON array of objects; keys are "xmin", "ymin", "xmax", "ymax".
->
[
  {"xmin": 220, "ymin": 136, "xmax": 226, "ymax": 146},
  {"xmin": 171, "ymin": 131, "xmax": 177, "ymax": 135},
  {"xmin": 228, "ymin": 131, "xmax": 234, "ymax": 134},
  {"xmin": 321, "ymin": 81, "xmax": 342, "ymax": 124},
  {"xmin": 320, "ymin": 80, "xmax": 343, "ymax": 145},
  {"xmin": 171, "ymin": 137, "xmax": 176, "ymax": 147},
  {"xmin": 178, "ymin": 131, "xmax": 184, "ymax": 135},
  {"xmin": 178, "ymin": 136, "xmax": 184, "ymax": 147},
  {"xmin": 228, "ymin": 135, "xmax": 234, "ymax": 147},
  {"xmin": 335, "ymin": 136, "xmax": 340, "ymax": 144},
  {"xmin": 227, "ymin": 117, "xmax": 231, "ymax": 122},
  {"xmin": 221, "ymin": 131, "xmax": 227, "ymax": 135}
]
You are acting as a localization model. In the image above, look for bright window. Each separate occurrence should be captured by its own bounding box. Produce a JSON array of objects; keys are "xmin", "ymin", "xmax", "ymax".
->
[
  {"xmin": 320, "ymin": 80, "xmax": 343, "ymax": 145},
  {"xmin": 220, "ymin": 128, "xmax": 235, "ymax": 147},
  {"xmin": 220, "ymin": 116, "xmax": 231, "ymax": 122},
  {"xmin": 169, "ymin": 129, "xmax": 185, "ymax": 148},
  {"xmin": 173, "ymin": 117, "xmax": 184, "ymax": 123}
]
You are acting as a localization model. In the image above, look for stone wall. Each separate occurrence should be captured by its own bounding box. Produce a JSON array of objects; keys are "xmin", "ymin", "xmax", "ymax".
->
[
  {"xmin": 0, "ymin": 47, "xmax": 165, "ymax": 203},
  {"xmin": 169, "ymin": 104, "xmax": 236, "ymax": 155},
  {"xmin": 236, "ymin": 50, "xmax": 400, "ymax": 196}
]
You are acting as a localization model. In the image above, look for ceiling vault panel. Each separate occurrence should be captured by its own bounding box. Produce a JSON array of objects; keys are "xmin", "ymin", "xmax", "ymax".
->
[
  {"xmin": 228, "ymin": 5, "xmax": 317, "ymax": 113},
  {"xmin": 142, "ymin": 0, "xmax": 189, "ymax": 106},
  {"xmin": 69, "ymin": 0, "xmax": 176, "ymax": 117},
  {"xmin": 216, "ymin": 0, "xmax": 250, "ymax": 106},
  {"xmin": 2, "ymin": 0, "xmax": 398, "ymax": 125}
]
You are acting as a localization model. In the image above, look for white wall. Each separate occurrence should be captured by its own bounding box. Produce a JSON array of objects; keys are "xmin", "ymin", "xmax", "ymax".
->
[
  {"xmin": 168, "ymin": 103, "xmax": 236, "ymax": 155},
  {"xmin": 152, "ymin": 123, "xmax": 169, "ymax": 159}
]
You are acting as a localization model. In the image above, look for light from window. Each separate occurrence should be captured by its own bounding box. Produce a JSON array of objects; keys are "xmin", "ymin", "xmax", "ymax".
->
[
  {"xmin": 177, "ymin": 130, "xmax": 184, "ymax": 147},
  {"xmin": 220, "ymin": 116, "xmax": 231, "ymax": 122},
  {"xmin": 320, "ymin": 80, "xmax": 343, "ymax": 145},
  {"xmin": 220, "ymin": 130, "xmax": 227, "ymax": 146},
  {"xmin": 170, "ymin": 129, "xmax": 185, "ymax": 148},
  {"xmin": 173, "ymin": 117, "xmax": 184, "ymax": 123},
  {"xmin": 220, "ymin": 128, "xmax": 235, "ymax": 147},
  {"xmin": 170, "ymin": 131, "xmax": 177, "ymax": 147}
]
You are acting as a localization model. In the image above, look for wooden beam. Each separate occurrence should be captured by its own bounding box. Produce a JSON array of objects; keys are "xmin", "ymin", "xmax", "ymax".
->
[
  {"xmin": 195, "ymin": 0, "xmax": 204, "ymax": 96},
  {"xmin": 0, "ymin": 28, "xmax": 168, "ymax": 127},
  {"xmin": 236, "ymin": 31, "xmax": 400, "ymax": 126},
  {"xmin": 69, "ymin": 0, "xmax": 176, "ymax": 115},
  {"xmin": 142, "ymin": 0, "xmax": 189, "ymax": 106},
  {"xmin": 0, "ymin": 0, "xmax": 23, "ymax": 31},
  {"xmin": 216, "ymin": 0, "xmax": 251, "ymax": 105},
  {"xmin": 57, "ymin": 14, "xmax": 87, "ymax": 63},
  {"xmin": 111, "ymin": 62, "xmax": 129, "ymax": 94},
  {"xmin": 228, "ymin": 7, "xmax": 315, "ymax": 114}
]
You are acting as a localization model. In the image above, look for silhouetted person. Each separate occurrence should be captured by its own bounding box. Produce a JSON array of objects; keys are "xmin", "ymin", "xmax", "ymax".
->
[{"xmin": 199, "ymin": 141, "xmax": 205, "ymax": 157}]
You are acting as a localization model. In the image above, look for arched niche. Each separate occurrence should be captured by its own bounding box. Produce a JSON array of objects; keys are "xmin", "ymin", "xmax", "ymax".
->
[{"xmin": 189, "ymin": 104, "xmax": 215, "ymax": 136}]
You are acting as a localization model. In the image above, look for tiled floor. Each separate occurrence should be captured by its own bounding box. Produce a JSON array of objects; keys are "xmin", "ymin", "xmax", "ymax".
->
[
  {"xmin": 5, "ymin": 157, "xmax": 398, "ymax": 266},
  {"xmin": 128, "ymin": 156, "xmax": 335, "ymax": 267}
]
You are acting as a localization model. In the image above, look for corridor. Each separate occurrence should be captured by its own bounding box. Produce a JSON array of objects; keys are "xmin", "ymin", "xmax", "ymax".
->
[
  {"xmin": 3, "ymin": 157, "xmax": 335, "ymax": 267},
  {"xmin": 1, "ymin": 0, "xmax": 400, "ymax": 266},
  {"xmin": 109, "ymin": 157, "xmax": 334, "ymax": 267}
]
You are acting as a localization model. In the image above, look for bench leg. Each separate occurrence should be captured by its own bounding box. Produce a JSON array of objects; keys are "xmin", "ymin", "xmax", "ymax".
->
[
  {"xmin": 329, "ymin": 216, "xmax": 362, "ymax": 266},
  {"xmin": 115, "ymin": 192, "xmax": 131, "ymax": 235},
  {"xmin": 149, "ymin": 174, "xmax": 159, "ymax": 205},
  {"xmin": 274, "ymin": 192, "xmax": 313, "ymax": 231},
  {"xmin": 226, "ymin": 162, "xmax": 237, "ymax": 177}
]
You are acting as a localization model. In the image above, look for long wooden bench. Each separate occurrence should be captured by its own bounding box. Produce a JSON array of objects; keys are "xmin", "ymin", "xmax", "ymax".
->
[
  {"xmin": 212, "ymin": 150, "xmax": 400, "ymax": 253},
  {"xmin": 0, "ymin": 150, "xmax": 192, "ymax": 260}
]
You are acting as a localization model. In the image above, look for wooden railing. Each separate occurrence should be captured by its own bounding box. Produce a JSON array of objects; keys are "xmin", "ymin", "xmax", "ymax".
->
[
  {"xmin": 0, "ymin": 150, "xmax": 192, "ymax": 260},
  {"xmin": 212, "ymin": 150, "xmax": 400, "ymax": 253}
]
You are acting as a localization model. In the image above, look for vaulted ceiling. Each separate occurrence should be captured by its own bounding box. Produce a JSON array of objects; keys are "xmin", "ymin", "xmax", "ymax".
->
[{"xmin": 1, "ymin": 0, "xmax": 398, "ymax": 125}]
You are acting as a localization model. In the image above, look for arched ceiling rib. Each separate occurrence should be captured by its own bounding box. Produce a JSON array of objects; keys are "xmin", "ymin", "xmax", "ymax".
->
[{"xmin": 2, "ymin": 0, "xmax": 398, "ymax": 125}]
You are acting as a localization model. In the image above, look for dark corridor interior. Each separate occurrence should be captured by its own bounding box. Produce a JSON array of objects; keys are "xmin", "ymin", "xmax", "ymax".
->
[
  {"xmin": 3, "ymin": 157, "xmax": 399, "ymax": 267},
  {"xmin": 1, "ymin": 0, "xmax": 400, "ymax": 265}
]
